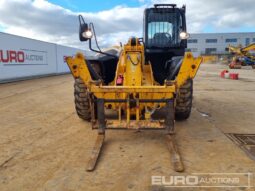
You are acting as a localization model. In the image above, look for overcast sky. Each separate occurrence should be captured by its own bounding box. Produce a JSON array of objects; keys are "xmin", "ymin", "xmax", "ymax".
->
[{"xmin": 0, "ymin": 0, "xmax": 254, "ymax": 49}]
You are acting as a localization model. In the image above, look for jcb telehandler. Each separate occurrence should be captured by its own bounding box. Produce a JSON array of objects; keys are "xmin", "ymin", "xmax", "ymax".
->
[{"xmin": 66, "ymin": 4, "xmax": 202, "ymax": 172}]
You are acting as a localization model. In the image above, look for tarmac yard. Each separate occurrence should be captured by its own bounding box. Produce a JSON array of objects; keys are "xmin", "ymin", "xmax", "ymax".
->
[{"xmin": 0, "ymin": 63, "xmax": 255, "ymax": 191}]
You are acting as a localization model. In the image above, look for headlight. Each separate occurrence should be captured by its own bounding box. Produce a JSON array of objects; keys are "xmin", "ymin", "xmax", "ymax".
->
[
  {"xmin": 82, "ymin": 30, "xmax": 93, "ymax": 39},
  {"xmin": 180, "ymin": 32, "xmax": 190, "ymax": 40}
]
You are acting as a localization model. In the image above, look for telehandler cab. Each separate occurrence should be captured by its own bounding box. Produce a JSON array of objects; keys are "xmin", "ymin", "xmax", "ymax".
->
[{"xmin": 66, "ymin": 4, "xmax": 202, "ymax": 172}]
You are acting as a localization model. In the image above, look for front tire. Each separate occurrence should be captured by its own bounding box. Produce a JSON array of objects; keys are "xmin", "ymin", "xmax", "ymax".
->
[
  {"xmin": 74, "ymin": 78, "xmax": 91, "ymax": 121},
  {"xmin": 175, "ymin": 79, "xmax": 193, "ymax": 121}
]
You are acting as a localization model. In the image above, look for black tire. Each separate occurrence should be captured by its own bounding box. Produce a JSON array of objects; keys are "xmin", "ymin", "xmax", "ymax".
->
[
  {"xmin": 74, "ymin": 78, "xmax": 91, "ymax": 121},
  {"xmin": 175, "ymin": 79, "xmax": 193, "ymax": 121}
]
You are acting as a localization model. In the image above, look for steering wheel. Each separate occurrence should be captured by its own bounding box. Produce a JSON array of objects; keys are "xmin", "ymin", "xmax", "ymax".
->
[{"xmin": 165, "ymin": 33, "xmax": 171, "ymax": 39}]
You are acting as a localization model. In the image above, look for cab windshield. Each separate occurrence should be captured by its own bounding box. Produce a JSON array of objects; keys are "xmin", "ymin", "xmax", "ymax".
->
[{"xmin": 146, "ymin": 11, "xmax": 182, "ymax": 48}]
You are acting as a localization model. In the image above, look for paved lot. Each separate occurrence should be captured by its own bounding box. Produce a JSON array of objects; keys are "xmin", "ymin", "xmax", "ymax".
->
[{"xmin": 0, "ymin": 63, "xmax": 254, "ymax": 191}]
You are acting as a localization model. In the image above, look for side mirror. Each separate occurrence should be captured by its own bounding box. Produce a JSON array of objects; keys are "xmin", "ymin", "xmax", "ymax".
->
[{"xmin": 79, "ymin": 23, "xmax": 90, "ymax": 41}]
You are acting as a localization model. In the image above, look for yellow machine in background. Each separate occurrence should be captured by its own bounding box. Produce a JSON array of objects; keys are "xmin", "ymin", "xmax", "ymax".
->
[
  {"xmin": 202, "ymin": 55, "xmax": 218, "ymax": 63},
  {"xmin": 66, "ymin": 4, "xmax": 203, "ymax": 172},
  {"xmin": 227, "ymin": 43, "xmax": 255, "ymax": 69}
]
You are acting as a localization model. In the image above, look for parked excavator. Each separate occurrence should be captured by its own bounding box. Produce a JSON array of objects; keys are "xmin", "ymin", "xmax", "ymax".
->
[
  {"xmin": 227, "ymin": 44, "xmax": 255, "ymax": 69},
  {"xmin": 66, "ymin": 4, "xmax": 202, "ymax": 172}
]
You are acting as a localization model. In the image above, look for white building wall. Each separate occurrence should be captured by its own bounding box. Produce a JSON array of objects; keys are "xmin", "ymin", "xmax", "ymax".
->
[
  {"xmin": 187, "ymin": 32, "xmax": 255, "ymax": 57},
  {"xmin": 0, "ymin": 32, "xmax": 89, "ymax": 82}
]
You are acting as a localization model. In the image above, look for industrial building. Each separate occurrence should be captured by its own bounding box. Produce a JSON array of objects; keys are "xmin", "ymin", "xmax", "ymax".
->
[{"xmin": 187, "ymin": 32, "xmax": 255, "ymax": 57}]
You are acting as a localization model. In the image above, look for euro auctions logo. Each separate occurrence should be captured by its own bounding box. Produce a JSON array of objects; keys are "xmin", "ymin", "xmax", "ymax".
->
[
  {"xmin": 0, "ymin": 50, "xmax": 25, "ymax": 63},
  {"xmin": 0, "ymin": 49, "xmax": 47, "ymax": 65},
  {"xmin": 152, "ymin": 173, "xmax": 253, "ymax": 188}
]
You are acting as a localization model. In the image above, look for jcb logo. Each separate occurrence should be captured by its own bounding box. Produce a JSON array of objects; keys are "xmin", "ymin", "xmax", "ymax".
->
[{"xmin": 0, "ymin": 50, "xmax": 25, "ymax": 63}]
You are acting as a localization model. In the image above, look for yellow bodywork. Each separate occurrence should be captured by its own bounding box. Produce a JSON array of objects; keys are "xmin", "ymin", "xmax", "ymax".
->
[{"xmin": 66, "ymin": 38, "xmax": 202, "ymax": 129}]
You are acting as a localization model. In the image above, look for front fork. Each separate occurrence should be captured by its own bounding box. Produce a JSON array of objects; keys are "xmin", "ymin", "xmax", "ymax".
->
[{"xmin": 86, "ymin": 98, "xmax": 184, "ymax": 172}]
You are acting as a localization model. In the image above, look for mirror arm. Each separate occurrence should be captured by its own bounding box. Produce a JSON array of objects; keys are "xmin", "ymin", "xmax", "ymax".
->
[
  {"xmin": 88, "ymin": 23, "xmax": 118, "ymax": 59},
  {"xmin": 88, "ymin": 39, "xmax": 118, "ymax": 59}
]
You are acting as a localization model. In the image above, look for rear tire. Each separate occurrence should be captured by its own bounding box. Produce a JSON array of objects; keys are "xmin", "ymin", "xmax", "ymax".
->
[
  {"xmin": 74, "ymin": 78, "xmax": 91, "ymax": 121},
  {"xmin": 175, "ymin": 79, "xmax": 193, "ymax": 121}
]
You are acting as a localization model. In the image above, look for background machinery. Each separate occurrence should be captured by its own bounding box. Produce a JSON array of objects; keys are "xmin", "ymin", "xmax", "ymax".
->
[
  {"xmin": 66, "ymin": 4, "xmax": 202, "ymax": 172},
  {"xmin": 227, "ymin": 43, "xmax": 255, "ymax": 69}
]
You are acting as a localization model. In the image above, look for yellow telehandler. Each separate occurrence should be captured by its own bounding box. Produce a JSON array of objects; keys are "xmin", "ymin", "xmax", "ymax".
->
[{"xmin": 66, "ymin": 4, "xmax": 203, "ymax": 172}]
